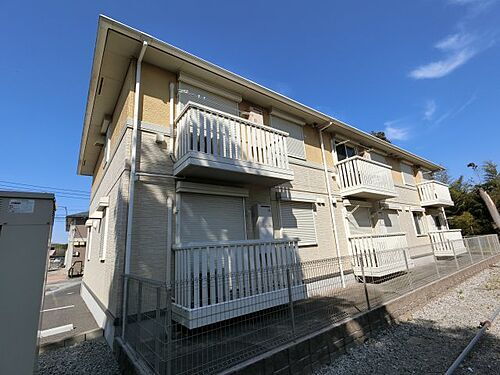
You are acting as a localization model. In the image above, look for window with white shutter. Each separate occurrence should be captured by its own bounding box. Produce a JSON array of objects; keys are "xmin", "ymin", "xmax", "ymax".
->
[
  {"xmin": 179, "ymin": 193, "xmax": 246, "ymax": 243},
  {"xmin": 401, "ymin": 163, "xmax": 415, "ymax": 186},
  {"xmin": 346, "ymin": 206, "xmax": 373, "ymax": 235},
  {"xmin": 370, "ymin": 152, "xmax": 388, "ymax": 166},
  {"xmin": 280, "ymin": 201, "xmax": 317, "ymax": 246},
  {"xmin": 271, "ymin": 116, "xmax": 306, "ymax": 159},
  {"xmin": 378, "ymin": 209, "xmax": 401, "ymax": 234},
  {"xmin": 98, "ymin": 208, "xmax": 109, "ymax": 261},
  {"xmin": 178, "ymin": 82, "xmax": 239, "ymax": 116}
]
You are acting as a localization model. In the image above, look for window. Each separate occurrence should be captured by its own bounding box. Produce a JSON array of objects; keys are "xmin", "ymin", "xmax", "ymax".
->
[
  {"xmin": 104, "ymin": 127, "xmax": 111, "ymax": 164},
  {"xmin": 401, "ymin": 163, "xmax": 415, "ymax": 186},
  {"xmin": 370, "ymin": 152, "xmax": 388, "ymax": 166},
  {"xmin": 379, "ymin": 209, "xmax": 401, "ymax": 234},
  {"xmin": 179, "ymin": 193, "xmax": 246, "ymax": 243},
  {"xmin": 280, "ymin": 201, "xmax": 317, "ymax": 246},
  {"xmin": 346, "ymin": 206, "xmax": 373, "ymax": 235},
  {"xmin": 86, "ymin": 225, "xmax": 92, "ymax": 261},
  {"xmin": 271, "ymin": 116, "xmax": 306, "ymax": 159},
  {"xmin": 178, "ymin": 82, "xmax": 239, "ymax": 116},
  {"xmin": 412, "ymin": 211, "xmax": 426, "ymax": 235},
  {"xmin": 335, "ymin": 142, "xmax": 356, "ymax": 162},
  {"xmin": 98, "ymin": 208, "xmax": 109, "ymax": 261}
]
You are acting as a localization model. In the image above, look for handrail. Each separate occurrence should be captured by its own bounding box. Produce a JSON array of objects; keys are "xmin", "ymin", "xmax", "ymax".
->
[
  {"xmin": 428, "ymin": 229, "xmax": 462, "ymax": 234},
  {"xmin": 335, "ymin": 155, "xmax": 393, "ymax": 170},
  {"xmin": 349, "ymin": 232, "xmax": 407, "ymax": 240},
  {"xmin": 417, "ymin": 179, "xmax": 450, "ymax": 187},
  {"xmin": 175, "ymin": 101, "xmax": 290, "ymax": 137},
  {"xmin": 173, "ymin": 237, "xmax": 299, "ymax": 250}
]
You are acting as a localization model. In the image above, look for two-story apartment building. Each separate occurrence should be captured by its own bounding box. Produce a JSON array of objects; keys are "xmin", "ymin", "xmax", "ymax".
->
[
  {"xmin": 64, "ymin": 211, "xmax": 88, "ymax": 276},
  {"xmin": 78, "ymin": 16, "xmax": 464, "ymax": 343}
]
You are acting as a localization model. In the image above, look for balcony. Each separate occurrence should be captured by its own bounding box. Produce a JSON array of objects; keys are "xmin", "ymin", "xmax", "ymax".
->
[
  {"xmin": 417, "ymin": 180, "xmax": 454, "ymax": 207},
  {"xmin": 348, "ymin": 232, "xmax": 412, "ymax": 277},
  {"xmin": 429, "ymin": 229, "xmax": 466, "ymax": 257},
  {"xmin": 336, "ymin": 156, "xmax": 397, "ymax": 200},
  {"xmin": 172, "ymin": 238, "xmax": 306, "ymax": 329},
  {"xmin": 174, "ymin": 102, "xmax": 294, "ymax": 186}
]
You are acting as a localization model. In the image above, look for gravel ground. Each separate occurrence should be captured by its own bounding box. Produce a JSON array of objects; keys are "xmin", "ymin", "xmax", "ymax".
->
[
  {"xmin": 37, "ymin": 338, "xmax": 120, "ymax": 375},
  {"xmin": 315, "ymin": 264, "xmax": 500, "ymax": 375}
]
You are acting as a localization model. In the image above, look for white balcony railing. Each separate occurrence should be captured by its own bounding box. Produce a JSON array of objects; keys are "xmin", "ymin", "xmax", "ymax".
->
[
  {"xmin": 429, "ymin": 229, "xmax": 466, "ymax": 257},
  {"xmin": 336, "ymin": 156, "xmax": 397, "ymax": 199},
  {"xmin": 417, "ymin": 180, "xmax": 454, "ymax": 207},
  {"xmin": 348, "ymin": 232, "xmax": 412, "ymax": 277},
  {"xmin": 174, "ymin": 102, "xmax": 294, "ymax": 184},
  {"xmin": 172, "ymin": 238, "xmax": 305, "ymax": 328}
]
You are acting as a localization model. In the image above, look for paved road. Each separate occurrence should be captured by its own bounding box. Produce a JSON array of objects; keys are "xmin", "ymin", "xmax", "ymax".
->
[{"xmin": 40, "ymin": 279, "xmax": 99, "ymax": 345}]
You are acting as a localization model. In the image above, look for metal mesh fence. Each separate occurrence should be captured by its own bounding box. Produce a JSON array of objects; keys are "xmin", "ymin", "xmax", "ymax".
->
[{"xmin": 122, "ymin": 234, "xmax": 500, "ymax": 375}]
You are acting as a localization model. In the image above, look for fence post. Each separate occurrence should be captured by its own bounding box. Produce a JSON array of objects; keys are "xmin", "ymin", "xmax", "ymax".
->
[
  {"xmin": 431, "ymin": 246, "xmax": 441, "ymax": 278},
  {"xmin": 123, "ymin": 276, "xmax": 130, "ymax": 341},
  {"xmin": 478, "ymin": 237, "xmax": 485, "ymax": 259},
  {"xmin": 402, "ymin": 248, "xmax": 413, "ymax": 289},
  {"xmin": 155, "ymin": 286, "xmax": 161, "ymax": 374},
  {"xmin": 465, "ymin": 238, "xmax": 474, "ymax": 265},
  {"xmin": 136, "ymin": 281, "xmax": 143, "ymax": 353},
  {"xmin": 451, "ymin": 242, "xmax": 459, "ymax": 270},
  {"xmin": 359, "ymin": 253, "xmax": 371, "ymax": 311},
  {"xmin": 165, "ymin": 286, "xmax": 172, "ymax": 375},
  {"xmin": 286, "ymin": 268, "xmax": 296, "ymax": 336}
]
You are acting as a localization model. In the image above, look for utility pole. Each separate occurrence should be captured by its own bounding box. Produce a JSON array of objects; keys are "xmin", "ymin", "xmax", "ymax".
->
[{"xmin": 468, "ymin": 163, "xmax": 500, "ymax": 232}]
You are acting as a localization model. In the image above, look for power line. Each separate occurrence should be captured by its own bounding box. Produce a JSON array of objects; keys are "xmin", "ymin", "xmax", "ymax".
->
[
  {"xmin": 0, "ymin": 180, "xmax": 90, "ymax": 195},
  {"xmin": 0, "ymin": 184, "xmax": 89, "ymax": 200}
]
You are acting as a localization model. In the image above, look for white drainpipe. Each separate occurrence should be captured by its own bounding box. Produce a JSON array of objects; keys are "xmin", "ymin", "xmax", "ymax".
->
[
  {"xmin": 319, "ymin": 124, "xmax": 346, "ymax": 287},
  {"xmin": 169, "ymin": 82, "xmax": 175, "ymax": 155},
  {"xmin": 122, "ymin": 41, "xmax": 147, "ymax": 339}
]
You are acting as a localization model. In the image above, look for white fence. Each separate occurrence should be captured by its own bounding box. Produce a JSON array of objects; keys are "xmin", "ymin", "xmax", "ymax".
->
[
  {"xmin": 172, "ymin": 238, "xmax": 305, "ymax": 328},
  {"xmin": 175, "ymin": 102, "xmax": 290, "ymax": 170},
  {"xmin": 348, "ymin": 232, "xmax": 411, "ymax": 277},
  {"xmin": 336, "ymin": 156, "xmax": 396, "ymax": 197},
  {"xmin": 429, "ymin": 229, "xmax": 466, "ymax": 257},
  {"xmin": 417, "ymin": 180, "xmax": 453, "ymax": 206}
]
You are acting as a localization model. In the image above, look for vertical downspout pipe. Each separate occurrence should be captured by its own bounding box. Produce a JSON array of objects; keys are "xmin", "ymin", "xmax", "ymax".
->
[
  {"xmin": 167, "ymin": 83, "xmax": 175, "ymax": 284},
  {"xmin": 122, "ymin": 41, "xmax": 148, "ymax": 339},
  {"xmin": 319, "ymin": 123, "xmax": 346, "ymax": 287}
]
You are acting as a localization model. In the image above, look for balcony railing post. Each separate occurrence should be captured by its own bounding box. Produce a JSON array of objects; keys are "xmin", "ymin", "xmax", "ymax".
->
[
  {"xmin": 286, "ymin": 268, "xmax": 296, "ymax": 336},
  {"xmin": 359, "ymin": 253, "xmax": 371, "ymax": 311}
]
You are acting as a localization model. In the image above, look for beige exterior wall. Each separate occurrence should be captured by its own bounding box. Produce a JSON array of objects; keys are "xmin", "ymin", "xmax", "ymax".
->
[{"xmin": 82, "ymin": 61, "xmax": 447, "ymax": 321}]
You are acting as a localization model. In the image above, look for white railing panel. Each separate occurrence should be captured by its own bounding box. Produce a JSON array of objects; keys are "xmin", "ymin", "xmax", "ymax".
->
[
  {"xmin": 173, "ymin": 239, "xmax": 300, "ymax": 309},
  {"xmin": 348, "ymin": 232, "xmax": 409, "ymax": 276},
  {"xmin": 175, "ymin": 102, "xmax": 291, "ymax": 171},
  {"xmin": 429, "ymin": 229, "xmax": 466, "ymax": 256},
  {"xmin": 417, "ymin": 180, "xmax": 453, "ymax": 206},
  {"xmin": 336, "ymin": 156, "xmax": 395, "ymax": 196}
]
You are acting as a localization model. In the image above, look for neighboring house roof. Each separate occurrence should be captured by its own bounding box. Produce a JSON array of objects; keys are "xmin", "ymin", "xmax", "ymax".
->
[
  {"xmin": 66, "ymin": 211, "xmax": 89, "ymax": 231},
  {"xmin": 78, "ymin": 15, "xmax": 444, "ymax": 175}
]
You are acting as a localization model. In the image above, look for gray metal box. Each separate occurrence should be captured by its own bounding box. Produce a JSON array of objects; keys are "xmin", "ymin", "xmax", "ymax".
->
[{"xmin": 0, "ymin": 191, "xmax": 55, "ymax": 375}]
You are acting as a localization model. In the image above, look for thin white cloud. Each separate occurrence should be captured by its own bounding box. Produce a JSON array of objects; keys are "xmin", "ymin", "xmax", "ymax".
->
[
  {"xmin": 423, "ymin": 100, "xmax": 437, "ymax": 120},
  {"xmin": 435, "ymin": 93, "xmax": 477, "ymax": 124},
  {"xmin": 435, "ymin": 33, "xmax": 475, "ymax": 51},
  {"xmin": 384, "ymin": 120, "xmax": 411, "ymax": 141},
  {"xmin": 409, "ymin": 48, "xmax": 476, "ymax": 79}
]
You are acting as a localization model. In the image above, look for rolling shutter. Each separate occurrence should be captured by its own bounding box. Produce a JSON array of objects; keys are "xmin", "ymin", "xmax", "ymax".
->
[
  {"xmin": 370, "ymin": 152, "xmax": 388, "ymax": 166},
  {"xmin": 400, "ymin": 163, "xmax": 415, "ymax": 186},
  {"xmin": 379, "ymin": 209, "xmax": 401, "ymax": 234},
  {"xmin": 178, "ymin": 82, "xmax": 239, "ymax": 115},
  {"xmin": 280, "ymin": 201, "xmax": 317, "ymax": 246},
  {"xmin": 271, "ymin": 116, "xmax": 306, "ymax": 159},
  {"xmin": 346, "ymin": 206, "xmax": 373, "ymax": 235},
  {"xmin": 179, "ymin": 193, "xmax": 246, "ymax": 243}
]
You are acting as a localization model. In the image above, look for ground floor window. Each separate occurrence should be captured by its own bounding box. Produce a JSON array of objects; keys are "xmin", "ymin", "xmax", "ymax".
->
[
  {"xmin": 280, "ymin": 201, "xmax": 317, "ymax": 246},
  {"xmin": 412, "ymin": 211, "xmax": 426, "ymax": 235},
  {"xmin": 179, "ymin": 193, "xmax": 246, "ymax": 243}
]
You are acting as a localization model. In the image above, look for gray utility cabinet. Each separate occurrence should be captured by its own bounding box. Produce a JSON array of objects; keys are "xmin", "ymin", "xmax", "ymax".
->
[{"xmin": 0, "ymin": 191, "xmax": 55, "ymax": 375}]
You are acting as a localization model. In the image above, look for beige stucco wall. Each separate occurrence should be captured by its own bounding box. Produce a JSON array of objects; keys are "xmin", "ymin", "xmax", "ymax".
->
[{"xmin": 140, "ymin": 63, "xmax": 176, "ymax": 126}]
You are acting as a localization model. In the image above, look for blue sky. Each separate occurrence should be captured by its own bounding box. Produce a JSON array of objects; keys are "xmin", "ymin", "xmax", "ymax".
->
[{"xmin": 1, "ymin": 0, "xmax": 499, "ymax": 243}]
